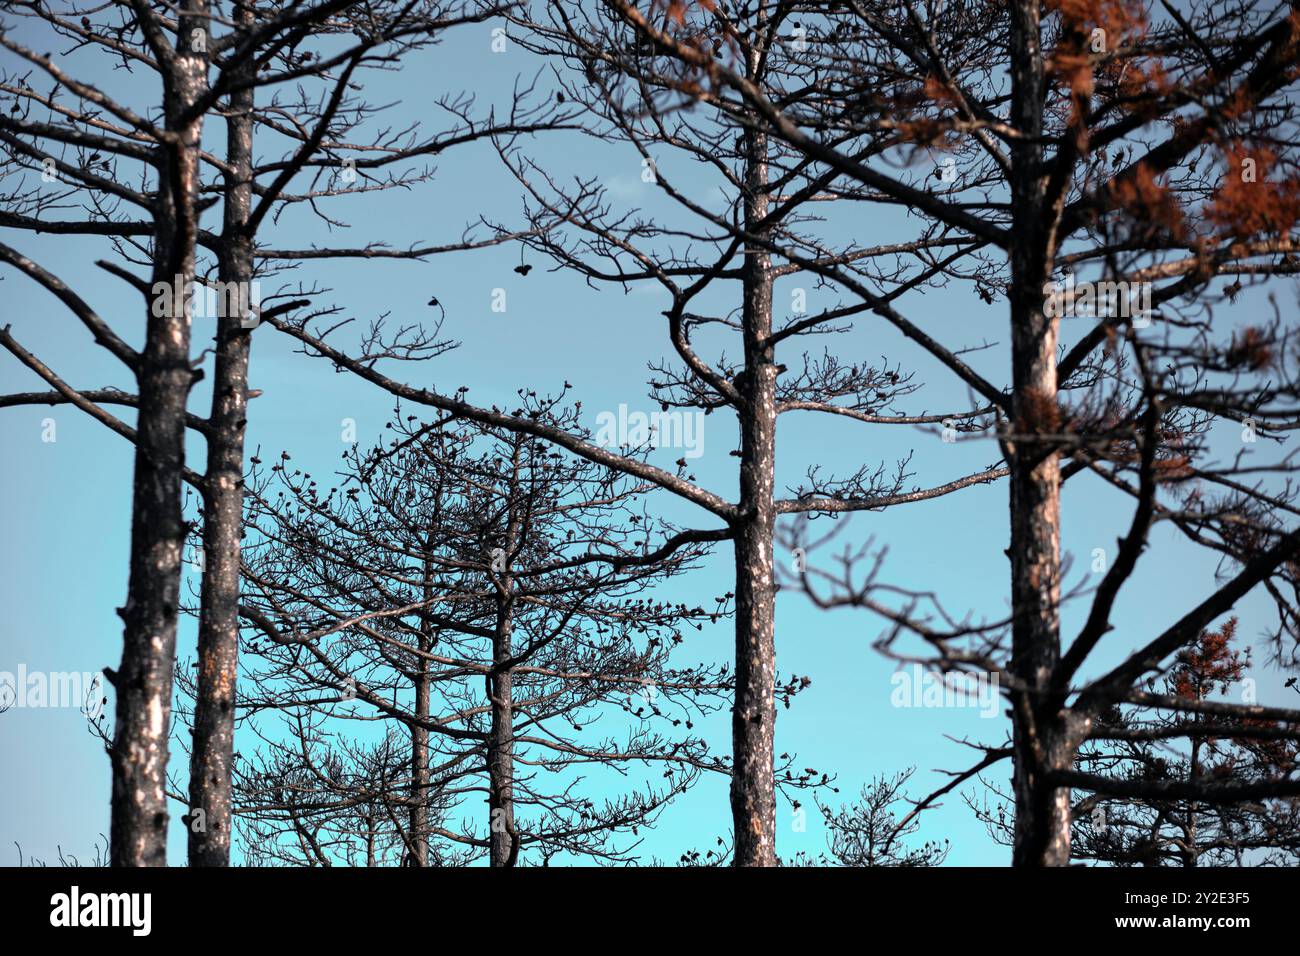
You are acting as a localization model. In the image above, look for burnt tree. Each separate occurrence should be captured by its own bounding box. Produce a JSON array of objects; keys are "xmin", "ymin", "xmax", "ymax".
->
[
  {"xmin": 221, "ymin": 405, "xmax": 735, "ymax": 864},
  {"xmin": 610, "ymin": 0, "xmax": 1300, "ymax": 864},
  {"xmin": 0, "ymin": 0, "xmax": 553, "ymax": 864}
]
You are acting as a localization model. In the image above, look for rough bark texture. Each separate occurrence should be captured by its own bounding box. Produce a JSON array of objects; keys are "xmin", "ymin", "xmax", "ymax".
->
[
  {"xmin": 731, "ymin": 105, "xmax": 778, "ymax": 867},
  {"xmin": 1006, "ymin": 0, "xmax": 1069, "ymax": 867},
  {"xmin": 1185, "ymin": 737, "xmax": 1203, "ymax": 867},
  {"xmin": 409, "ymin": 662, "xmax": 431, "ymax": 866},
  {"xmin": 188, "ymin": 6, "xmax": 252, "ymax": 867},
  {"xmin": 488, "ymin": 586, "xmax": 518, "ymax": 867},
  {"xmin": 111, "ymin": 4, "xmax": 208, "ymax": 867},
  {"xmin": 409, "ymin": 548, "xmax": 436, "ymax": 867}
]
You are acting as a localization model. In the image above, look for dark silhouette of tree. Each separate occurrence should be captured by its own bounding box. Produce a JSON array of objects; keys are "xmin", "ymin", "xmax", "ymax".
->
[
  {"xmin": 971, "ymin": 619, "xmax": 1300, "ymax": 864},
  {"xmin": 233, "ymin": 722, "xmax": 474, "ymax": 867},
  {"xmin": 215, "ymin": 405, "xmax": 740, "ymax": 864},
  {"xmin": 6, "ymin": 0, "xmax": 1300, "ymax": 872},
  {"xmin": 265, "ymin": 0, "xmax": 1004, "ymax": 866},
  {"xmin": 0, "ymin": 0, "xmax": 218, "ymax": 867},
  {"xmin": 802, "ymin": 769, "xmax": 950, "ymax": 867},
  {"xmin": 1071, "ymin": 619, "xmax": 1300, "ymax": 865},
  {"xmin": 0, "ymin": 0, "xmax": 556, "ymax": 865},
  {"xmin": 606, "ymin": 0, "xmax": 1300, "ymax": 864}
]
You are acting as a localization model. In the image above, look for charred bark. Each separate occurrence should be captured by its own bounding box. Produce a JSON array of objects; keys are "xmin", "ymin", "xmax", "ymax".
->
[
  {"xmin": 188, "ymin": 2, "xmax": 253, "ymax": 867},
  {"xmin": 1006, "ymin": 0, "xmax": 1069, "ymax": 867},
  {"xmin": 409, "ymin": 658, "xmax": 432, "ymax": 866},
  {"xmin": 731, "ymin": 110, "xmax": 778, "ymax": 868},
  {"xmin": 110, "ymin": 3, "xmax": 208, "ymax": 868},
  {"xmin": 488, "ymin": 587, "xmax": 518, "ymax": 867},
  {"xmin": 409, "ymin": 546, "xmax": 437, "ymax": 867}
]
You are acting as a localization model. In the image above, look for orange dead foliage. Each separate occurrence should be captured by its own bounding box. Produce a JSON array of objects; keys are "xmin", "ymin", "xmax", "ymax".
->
[
  {"xmin": 1110, "ymin": 162, "xmax": 1187, "ymax": 239},
  {"xmin": 923, "ymin": 73, "xmax": 960, "ymax": 106},
  {"xmin": 1208, "ymin": 144, "xmax": 1300, "ymax": 241},
  {"xmin": 1172, "ymin": 619, "xmax": 1244, "ymax": 701},
  {"xmin": 1226, "ymin": 326, "xmax": 1275, "ymax": 371},
  {"xmin": 663, "ymin": 0, "xmax": 715, "ymax": 27},
  {"xmin": 1048, "ymin": 0, "xmax": 1147, "ymax": 35},
  {"xmin": 1153, "ymin": 454, "xmax": 1194, "ymax": 482}
]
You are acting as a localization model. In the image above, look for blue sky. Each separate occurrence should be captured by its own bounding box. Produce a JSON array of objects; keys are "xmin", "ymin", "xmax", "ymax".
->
[{"xmin": 1, "ymin": 10, "xmax": 1292, "ymax": 867}]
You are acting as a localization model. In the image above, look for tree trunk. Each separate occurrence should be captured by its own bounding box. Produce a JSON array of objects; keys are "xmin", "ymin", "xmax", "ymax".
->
[
  {"xmin": 1185, "ymin": 736, "xmax": 1202, "ymax": 867},
  {"xmin": 110, "ymin": 4, "xmax": 208, "ymax": 867},
  {"xmin": 488, "ymin": 589, "xmax": 518, "ymax": 866},
  {"xmin": 410, "ymin": 664, "xmax": 431, "ymax": 866},
  {"xmin": 188, "ymin": 3, "xmax": 252, "ymax": 866},
  {"xmin": 731, "ymin": 107, "xmax": 778, "ymax": 867},
  {"xmin": 1006, "ymin": 0, "xmax": 1069, "ymax": 867},
  {"xmin": 409, "ymin": 549, "xmax": 436, "ymax": 867}
]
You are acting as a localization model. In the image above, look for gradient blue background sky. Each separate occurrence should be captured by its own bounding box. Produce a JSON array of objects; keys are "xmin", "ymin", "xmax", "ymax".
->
[{"xmin": 1, "ymin": 9, "xmax": 1292, "ymax": 866}]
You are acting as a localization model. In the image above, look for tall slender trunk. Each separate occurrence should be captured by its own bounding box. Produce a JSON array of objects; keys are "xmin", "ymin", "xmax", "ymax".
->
[
  {"xmin": 487, "ymin": 588, "xmax": 517, "ymax": 866},
  {"xmin": 1007, "ymin": 0, "xmax": 1069, "ymax": 867},
  {"xmin": 731, "ymin": 107, "xmax": 778, "ymax": 867},
  {"xmin": 409, "ymin": 549, "xmax": 436, "ymax": 867},
  {"xmin": 410, "ymin": 662, "xmax": 431, "ymax": 866},
  {"xmin": 110, "ymin": 4, "xmax": 208, "ymax": 867},
  {"xmin": 1185, "ymin": 736, "xmax": 1202, "ymax": 866},
  {"xmin": 188, "ymin": 3, "xmax": 253, "ymax": 866}
]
